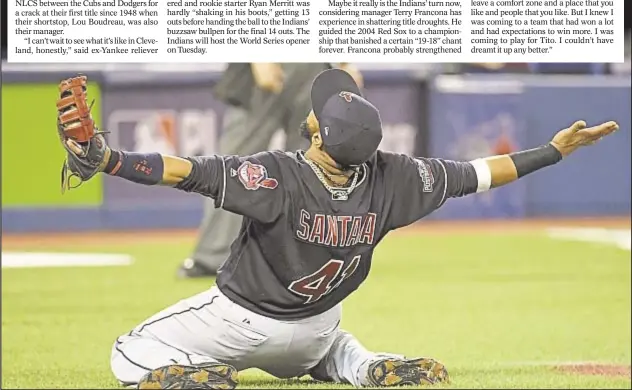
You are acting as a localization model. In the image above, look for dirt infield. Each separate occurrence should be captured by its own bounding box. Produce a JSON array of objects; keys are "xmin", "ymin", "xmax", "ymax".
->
[
  {"xmin": 2, "ymin": 217, "xmax": 629, "ymax": 249},
  {"xmin": 556, "ymin": 363, "xmax": 631, "ymax": 378}
]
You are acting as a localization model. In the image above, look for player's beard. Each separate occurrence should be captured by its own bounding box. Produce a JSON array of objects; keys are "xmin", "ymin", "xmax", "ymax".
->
[
  {"xmin": 301, "ymin": 119, "xmax": 357, "ymax": 187},
  {"xmin": 307, "ymin": 154, "xmax": 357, "ymax": 187},
  {"xmin": 321, "ymin": 166, "xmax": 357, "ymax": 187}
]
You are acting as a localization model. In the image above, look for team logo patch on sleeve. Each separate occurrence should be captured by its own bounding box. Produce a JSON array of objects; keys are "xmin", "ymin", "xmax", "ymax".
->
[
  {"xmin": 231, "ymin": 161, "xmax": 278, "ymax": 190},
  {"xmin": 413, "ymin": 159, "xmax": 434, "ymax": 193}
]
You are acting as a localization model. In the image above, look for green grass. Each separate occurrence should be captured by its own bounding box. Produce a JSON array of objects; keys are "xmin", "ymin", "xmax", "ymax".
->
[{"xmin": 2, "ymin": 232, "xmax": 631, "ymax": 389}]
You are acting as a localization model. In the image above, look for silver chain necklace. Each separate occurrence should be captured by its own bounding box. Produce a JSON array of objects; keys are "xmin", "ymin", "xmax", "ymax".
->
[{"xmin": 304, "ymin": 157, "xmax": 360, "ymax": 201}]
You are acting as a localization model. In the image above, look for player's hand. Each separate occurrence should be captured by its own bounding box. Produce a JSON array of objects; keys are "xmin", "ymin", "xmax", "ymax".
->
[
  {"xmin": 62, "ymin": 136, "xmax": 111, "ymax": 188},
  {"xmin": 337, "ymin": 63, "xmax": 364, "ymax": 88},
  {"xmin": 550, "ymin": 120, "xmax": 619, "ymax": 158},
  {"xmin": 251, "ymin": 63, "xmax": 284, "ymax": 94},
  {"xmin": 65, "ymin": 138, "xmax": 111, "ymax": 167},
  {"xmin": 57, "ymin": 74, "xmax": 112, "ymax": 193}
]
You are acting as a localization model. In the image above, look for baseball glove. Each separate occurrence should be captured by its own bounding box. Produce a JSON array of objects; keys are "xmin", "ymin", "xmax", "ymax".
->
[{"xmin": 57, "ymin": 75, "xmax": 110, "ymax": 193}]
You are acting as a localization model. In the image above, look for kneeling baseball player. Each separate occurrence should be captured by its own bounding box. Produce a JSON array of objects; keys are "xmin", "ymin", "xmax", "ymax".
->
[{"xmin": 56, "ymin": 70, "xmax": 619, "ymax": 389}]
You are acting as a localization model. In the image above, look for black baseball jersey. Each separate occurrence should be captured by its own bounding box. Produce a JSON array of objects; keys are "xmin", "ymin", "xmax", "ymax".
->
[{"xmin": 177, "ymin": 150, "xmax": 478, "ymax": 320}]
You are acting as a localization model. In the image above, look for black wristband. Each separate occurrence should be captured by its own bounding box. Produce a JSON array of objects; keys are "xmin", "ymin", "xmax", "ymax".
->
[
  {"xmin": 104, "ymin": 150, "xmax": 164, "ymax": 185},
  {"xmin": 509, "ymin": 144, "xmax": 563, "ymax": 178},
  {"xmin": 104, "ymin": 150, "xmax": 122, "ymax": 174}
]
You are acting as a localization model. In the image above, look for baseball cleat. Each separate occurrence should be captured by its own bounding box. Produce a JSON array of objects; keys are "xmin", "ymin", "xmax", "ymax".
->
[
  {"xmin": 367, "ymin": 357, "xmax": 449, "ymax": 386},
  {"xmin": 137, "ymin": 362, "xmax": 238, "ymax": 389}
]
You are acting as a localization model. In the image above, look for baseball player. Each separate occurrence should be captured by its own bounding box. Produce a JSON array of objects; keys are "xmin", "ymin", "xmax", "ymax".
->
[
  {"xmin": 57, "ymin": 70, "xmax": 619, "ymax": 389},
  {"xmin": 182, "ymin": 63, "xmax": 363, "ymax": 278}
]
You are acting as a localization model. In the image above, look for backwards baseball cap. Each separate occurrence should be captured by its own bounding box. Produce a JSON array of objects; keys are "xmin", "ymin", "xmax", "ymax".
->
[{"xmin": 311, "ymin": 68, "xmax": 383, "ymax": 167}]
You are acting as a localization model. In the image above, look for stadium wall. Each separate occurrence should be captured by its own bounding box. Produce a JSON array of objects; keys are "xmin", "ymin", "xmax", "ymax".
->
[{"xmin": 2, "ymin": 70, "xmax": 630, "ymax": 233}]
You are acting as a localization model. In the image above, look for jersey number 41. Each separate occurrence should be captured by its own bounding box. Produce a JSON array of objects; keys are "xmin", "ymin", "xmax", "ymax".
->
[{"xmin": 288, "ymin": 256, "xmax": 361, "ymax": 304}]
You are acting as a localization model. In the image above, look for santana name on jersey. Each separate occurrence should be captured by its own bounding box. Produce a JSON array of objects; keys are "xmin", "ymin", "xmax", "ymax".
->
[{"xmin": 296, "ymin": 210, "xmax": 377, "ymax": 247}]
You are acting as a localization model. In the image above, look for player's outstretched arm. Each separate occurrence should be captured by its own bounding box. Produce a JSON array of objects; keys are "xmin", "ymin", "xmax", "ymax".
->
[
  {"xmin": 65, "ymin": 136, "xmax": 286, "ymax": 223},
  {"xmin": 80, "ymin": 149, "xmax": 196, "ymax": 186},
  {"xmin": 386, "ymin": 120, "xmax": 619, "ymax": 229},
  {"xmin": 56, "ymin": 74, "xmax": 282, "ymax": 224},
  {"xmin": 66, "ymin": 139, "xmax": 223, "ymax": 191},
  {"xmin": 155, "ymin": 155, "xmax": 194, "ymax": 185},
  {"xmin": 473, "ymin": 120, "xmax": 619, "ymax": 190}
]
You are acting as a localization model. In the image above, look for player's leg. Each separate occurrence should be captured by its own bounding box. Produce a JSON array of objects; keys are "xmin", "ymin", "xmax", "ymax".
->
[
  {"xmin": 251, "ymin": 304, "xmax": 343, "ymax": 380},
  {"xmin": 181, "ymin": 87, "xmax": 287, "ymax": 276},
  {"xmin": 183, "ymin": 64, "xmax": 324, "ymax": 276},
  {"xmin": 111, "ymin": 333, "xmax": 237, "ymax": 389},
  {"xmin": 110, "ymin": 287, "xmax": 268, "ymax": 388},
  {"xmin": 180, "ymin": 106, "xmax": 250, "ymax": 277},
  {"xmin": 310, "ymin": 330, "xmax": 449, "ymax": 387}
]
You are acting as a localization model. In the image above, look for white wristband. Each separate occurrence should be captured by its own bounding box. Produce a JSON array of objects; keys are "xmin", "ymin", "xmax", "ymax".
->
[{"xmin": 470, "ymin": 159, "xmax": 492, "ymax": 193}]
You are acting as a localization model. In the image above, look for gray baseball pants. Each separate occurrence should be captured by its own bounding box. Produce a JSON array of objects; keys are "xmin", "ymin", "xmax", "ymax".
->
[
  {"xmin": 111, "ymin": 287, "xmax": 397, "ymax": 387},
  {"xmin": 189, "ymin": 64, "xmax": 329, "ymax": 271}
]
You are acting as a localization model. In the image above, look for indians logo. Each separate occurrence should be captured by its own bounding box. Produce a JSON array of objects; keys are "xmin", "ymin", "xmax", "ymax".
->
[
  {"xmin": 232, "ymin": 161, "xmax": 278, "ymax": 190},
  {"xmin": 339, "ymin": 91, "xmax": 353, "ymax": 103}
]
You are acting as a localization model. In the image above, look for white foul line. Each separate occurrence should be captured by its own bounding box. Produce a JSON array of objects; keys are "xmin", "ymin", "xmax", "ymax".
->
[
  {"xmin": 546, "ymin": 228, "xmax": 631, "ymax": 251},
  {"xmin": 1, "ymin": 252, "xmax": 133, "ymax": 268}
]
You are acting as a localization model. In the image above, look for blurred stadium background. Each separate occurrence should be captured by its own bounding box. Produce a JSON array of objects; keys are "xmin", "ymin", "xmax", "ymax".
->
[
  {"xmin": 2, "ymin": 59, "xmax": 631, "ymax": 231},
  {"xmin": 2, "ymin": 21, "xmax": 631, "ymax": 390}
]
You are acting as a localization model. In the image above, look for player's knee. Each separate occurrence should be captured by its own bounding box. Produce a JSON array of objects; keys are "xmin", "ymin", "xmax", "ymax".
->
[
  {"xmin": 110, "ymin": 337, "xmax": 130, "ymax": 381},
  {"xmin": 110, "ymin": 340, "xmax": 126, "ymax": 382},
  {"xmin": 110, "ymin": 335, "xmax": 147, "ymax": 385}
]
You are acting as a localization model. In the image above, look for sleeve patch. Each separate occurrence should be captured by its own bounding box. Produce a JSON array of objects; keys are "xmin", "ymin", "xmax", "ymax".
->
[
  {"xmin": 231, "ymin": 161, "xmax": 278, "ymax": 190},
  {"xmin": 413, "ymin": 158, "xmax": 435, "ymax": 193}
]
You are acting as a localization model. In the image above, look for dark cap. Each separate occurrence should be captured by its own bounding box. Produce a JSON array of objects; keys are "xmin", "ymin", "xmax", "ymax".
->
[{"xmin": 311, "ymin": 68, "xmax": 383, "ymax": 167}]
